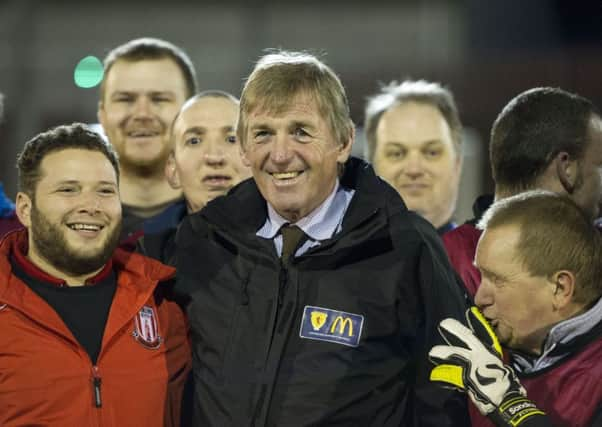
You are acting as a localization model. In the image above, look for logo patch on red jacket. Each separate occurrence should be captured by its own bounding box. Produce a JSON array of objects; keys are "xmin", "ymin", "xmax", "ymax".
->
[{"xmin": 132, "ymin": 305, "xmax": 162, "ymax": 349}]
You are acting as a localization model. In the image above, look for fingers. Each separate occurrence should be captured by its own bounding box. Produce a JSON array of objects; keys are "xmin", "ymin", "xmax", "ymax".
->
[
  {"xmin": 429, "ymin": 344, "xmax": 472, "ymax": 365},
  {"xmin": 466, "ymin": 307, "xmax": 503, "ymax": 357},
  {"xmin": 437, "ymin": 318, "xmax": 488, "ymax": 353}
]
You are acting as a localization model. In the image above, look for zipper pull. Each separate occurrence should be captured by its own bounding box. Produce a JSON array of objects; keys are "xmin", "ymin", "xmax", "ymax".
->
[{"xmin": 92, "ymin": 366, "xmax": 102, "ymax": 408}]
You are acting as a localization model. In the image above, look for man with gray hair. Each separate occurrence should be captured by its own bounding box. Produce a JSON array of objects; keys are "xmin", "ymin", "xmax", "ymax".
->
[
  {"xmin": 175, "ymin": 51, "xmax": 469, "ymax": 426},
  {"xmin": 364, "ymin": 80, "xmax": 463, "ymax": 234}
]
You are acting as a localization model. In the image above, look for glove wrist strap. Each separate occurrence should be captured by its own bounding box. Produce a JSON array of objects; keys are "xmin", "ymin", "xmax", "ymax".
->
[{"xmin": 490, "ymin": 393, "xmax": 546, "ymax": 426}]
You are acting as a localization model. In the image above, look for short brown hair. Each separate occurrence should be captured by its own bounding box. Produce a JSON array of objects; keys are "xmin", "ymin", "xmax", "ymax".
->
[
  {"xmin": 364, "ymin": 80, "xmax": 462, "ymax": 162},
  {"xmin": 478, "ymin": 190, "xmax": 602, "ymax": 305},
  {"xmin": 490, "ymin": 87, "xmax": 598, "ymax": 195},
  {"xmin": 100, "ymin": 37, "xmax": 197, "ymax": 102},
  {"xmin": 17, "ymin": 123, "xmax": 119, "ymax": 196},
  {"xmin": 238, "ymin": 50, "xmax": 353, "ymax": 147}
]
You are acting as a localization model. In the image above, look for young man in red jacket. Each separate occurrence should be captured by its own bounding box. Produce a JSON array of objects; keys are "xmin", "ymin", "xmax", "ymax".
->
[{"xmin": 0, "ymin": 123, "xmax": 190, "ymax": 426}]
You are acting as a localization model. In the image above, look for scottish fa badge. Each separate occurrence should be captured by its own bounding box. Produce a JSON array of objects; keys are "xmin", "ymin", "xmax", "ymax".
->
[
  {"xmin": 311, "ymin": 311, "xmax": 328, "ymax": 330},
  {"xmin": 133, "ymin": 305, "xmax": 162, "ymax": 349},
  {"xmin": 300, "ymin": 305, "xmax": 364, "ymax": 347}
]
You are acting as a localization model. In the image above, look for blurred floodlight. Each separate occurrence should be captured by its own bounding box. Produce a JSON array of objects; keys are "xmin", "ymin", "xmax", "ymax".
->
[{"xmin": 74, "ymin": 56, "xmax": 103, "ymax": 89}]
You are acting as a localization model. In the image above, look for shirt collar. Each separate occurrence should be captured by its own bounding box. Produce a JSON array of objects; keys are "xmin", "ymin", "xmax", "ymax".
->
[
  {"xmin": 546, "ymin": 296, "xmax": 602, "ymax": 347},
  {"xmin": 513, "ymin": 297, "xmax": 602, "ymax": 373},
  {"xmin": 257, "ymin": 179, "xmax": 352, "ymax": 241}
]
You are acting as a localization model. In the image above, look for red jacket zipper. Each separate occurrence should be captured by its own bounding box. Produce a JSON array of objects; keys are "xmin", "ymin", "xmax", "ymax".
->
[{"xmin": 92, "ymin": 366, "xmax": 102, "ymax": 408}]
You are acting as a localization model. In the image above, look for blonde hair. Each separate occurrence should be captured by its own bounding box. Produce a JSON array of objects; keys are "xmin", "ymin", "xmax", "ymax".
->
[{"xmin": 238, "ymin": 51, "xmax": 353, "ymax": 147}]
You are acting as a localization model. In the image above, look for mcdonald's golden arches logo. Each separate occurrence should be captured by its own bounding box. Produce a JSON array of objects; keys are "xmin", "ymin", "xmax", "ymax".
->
[{"xmin": 330, "ymin": 316, "xmax": 353, "ymax": 336}]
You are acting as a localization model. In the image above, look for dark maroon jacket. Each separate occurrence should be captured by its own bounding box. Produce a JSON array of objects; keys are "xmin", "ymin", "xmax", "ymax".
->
[
  {"xmin": 442, "ymin": 223, "xmax": 482, "ymax": 299},
  {"xmin": 470, "ymin": 327, "xmax": 602, "ymax": 427},
  {"xmin": 442, "ymin": 195, "xmax": 493, "ymax": 299}
]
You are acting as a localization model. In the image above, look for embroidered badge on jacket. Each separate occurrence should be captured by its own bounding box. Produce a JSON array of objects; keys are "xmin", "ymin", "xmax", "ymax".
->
[
  {"xmin": 132, "ymin": 305, "xmax": 162, "ymax": 349},
  {"xmin": 300, "ymin": 305, "xmax": 364, "ymax": 347}
]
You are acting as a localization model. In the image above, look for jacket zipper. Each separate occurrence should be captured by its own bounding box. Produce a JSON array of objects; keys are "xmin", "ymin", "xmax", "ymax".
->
[{"xmin": 92, "ymin": 365, "xmax": 102, "ymax": 408}]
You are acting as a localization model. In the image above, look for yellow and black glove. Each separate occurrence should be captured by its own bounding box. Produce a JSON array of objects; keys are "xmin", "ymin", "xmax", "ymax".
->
[{"xmin": 429, "ymin": 307, "xmax": 548, "ymax": 427}]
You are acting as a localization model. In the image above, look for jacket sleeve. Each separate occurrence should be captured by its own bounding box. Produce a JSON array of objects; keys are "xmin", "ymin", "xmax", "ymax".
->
[
  {"xmin": 157, "ymin": 281, "xmax": 193, "ymax": 427},
  {"xmin": 173, "ymin": 212, "xmax": 209, "ymax": 299},
  {"xmin": 410, "ymin": 216, "xmax": 471, "ymax": 427}
]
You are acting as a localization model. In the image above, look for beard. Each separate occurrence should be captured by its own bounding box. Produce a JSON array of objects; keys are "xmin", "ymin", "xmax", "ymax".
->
[
  {"xmin": 30, "ymin": 205, "xmax": 121, "ymax": 277},
  {"xmin": 114, "ymin": 119, "xmax": 171, "ymax": 176}
]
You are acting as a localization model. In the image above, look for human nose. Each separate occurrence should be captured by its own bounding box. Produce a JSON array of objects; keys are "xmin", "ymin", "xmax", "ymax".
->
[
  {"xmin": 474, "ymin": 278, "xmax": 493, "ymax": 309},
  {"xmin": 132, "ymin": 96, "xmax": 153, "ymax": 118},
  {"xmin": 270, "ymin": 134, "xmax": 293, "ymax": 164},
  {"xmin": 204, "ymin": 139, "xmax": 226, "ymax": 166},
  {"xmin": 78, "ymin": 191, "xmax": 103, "ymax": 214},
  {"xmin": 402, "ymin": 151, "xmax": 424, "ymax": 178}
]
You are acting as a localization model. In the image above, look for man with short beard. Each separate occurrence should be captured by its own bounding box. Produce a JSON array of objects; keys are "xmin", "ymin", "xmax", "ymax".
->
[
  {"xmin": 0, "ymin": 123, "xmax": 190, "ymax": 426},
  {"xmin": 98, "ymin": 37, "xmax": 197, "ymax": 240}
]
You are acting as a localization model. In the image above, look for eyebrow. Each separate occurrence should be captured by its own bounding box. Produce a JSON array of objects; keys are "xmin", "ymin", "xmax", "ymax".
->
[
  {"xmin": 249, "ymin": 123, "xmax": 271, "ymax": 131},
  {"xmin": 292, "ymin": 121, "xmax": 317, "ymax": 131},
  {"xmin": 54, "ymin": 180, "xmax": 117, "ymax": 186},
  {"xmin": 110, "ymin": 90, "xmax": 176, "ymax": 98},
  {"xmin": 184, "ymin": 126, "xmax": 207, "ymax": 135},
  {"xmin": 423, "ymin": 139, "xmax": 444, "ymax": 146},
  {"xmin": 183, "ymin": 125, "xmax": 235, "ymax": 135}
]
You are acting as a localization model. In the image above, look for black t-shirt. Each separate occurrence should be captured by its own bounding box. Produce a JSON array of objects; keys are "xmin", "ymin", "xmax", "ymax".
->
[{"xmin": 11, "ymin": 258, "xmax": 116, "ymax": 364}]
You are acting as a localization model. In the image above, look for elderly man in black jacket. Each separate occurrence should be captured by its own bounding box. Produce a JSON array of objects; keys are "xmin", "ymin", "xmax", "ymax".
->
[{"xmin": 175, "ymin": 50, "xmax": 469, "ymax": 426}]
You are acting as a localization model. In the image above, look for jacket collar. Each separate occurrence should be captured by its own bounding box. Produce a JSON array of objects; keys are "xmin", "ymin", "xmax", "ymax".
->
[
  {"xmin": 10, "ymin": 230, "xmax": 113, "ymax": 287},
  {"xmin": 197, "ymin": 157, "xmax": 406, "ymax": 237},
  {"xmin": 0, "ymin": 229, "xmax": 174, "ymax": 296}
]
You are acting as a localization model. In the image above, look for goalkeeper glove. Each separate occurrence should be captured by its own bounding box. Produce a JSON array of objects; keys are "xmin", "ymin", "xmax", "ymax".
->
[{"xmin": 429, "ymin": 307, "xmax": 547, "ymax": 426}]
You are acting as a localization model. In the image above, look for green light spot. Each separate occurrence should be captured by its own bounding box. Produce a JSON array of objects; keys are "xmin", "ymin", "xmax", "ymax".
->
[{"xmin": 74, "ymin": 56, "xmax": 103, "ymax": 89}]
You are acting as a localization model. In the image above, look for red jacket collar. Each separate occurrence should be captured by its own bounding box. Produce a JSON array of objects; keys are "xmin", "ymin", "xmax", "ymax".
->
[{"xmin": 0, "ymin": 228, "xmax": 174, "ymax": 289}]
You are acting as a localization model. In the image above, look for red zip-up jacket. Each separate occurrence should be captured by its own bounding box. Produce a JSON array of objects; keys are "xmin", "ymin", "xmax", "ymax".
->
[{"xmin": 0, "ymin": 230, "xmax": 191, "ymax": 427}]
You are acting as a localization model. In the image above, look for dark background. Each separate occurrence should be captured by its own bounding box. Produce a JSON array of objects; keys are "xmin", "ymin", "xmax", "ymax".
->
[{"xmin": 1, "ymin": 0, "xmax": 601, "ymax": 222}]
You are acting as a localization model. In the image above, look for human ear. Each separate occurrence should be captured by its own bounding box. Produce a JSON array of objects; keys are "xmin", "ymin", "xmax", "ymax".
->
[
  {"xmin": 164, "ymin": 153, "xmax": 182, "ymax": 189},
  {"xmin": 239, "ymin": 142, "xmax": 251, "ymax": 167},
  {"xmin": 555, "ymin": 152, "xmax": 578, "ymax": 193},
  {"xmin": 336, "ymin": 124, "xmax": 355, "ymax": 164},
  {"xmin": 15, "ymin": 192, "xmax": 33, "ymax": 228},
  {"xmin": 551, "ymin": 270, "xmax": 576, "ymax": 309}
]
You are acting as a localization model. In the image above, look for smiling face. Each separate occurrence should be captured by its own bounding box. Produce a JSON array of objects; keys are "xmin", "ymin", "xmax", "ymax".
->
[
  {"xmin": 169, "ymin": 96, "xmax": 250, "ymax": 213},
  {"xmin": 373, "ymin": 102, "xmax": 461, "ymax": 228},
  {"xmin": 474, "ymin": 224, "xmax": 558, "ymax": 354},
  {"xmin": 98, "ymin": 58, "xmax": 188, "ymax": 173},
  {"xmin": 241, "ymin": 94, "xmax": 353, "ymax": 222},
  {"xmin": 17, "ymin": 149, "xmax": 122, "ymax": 280}
]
